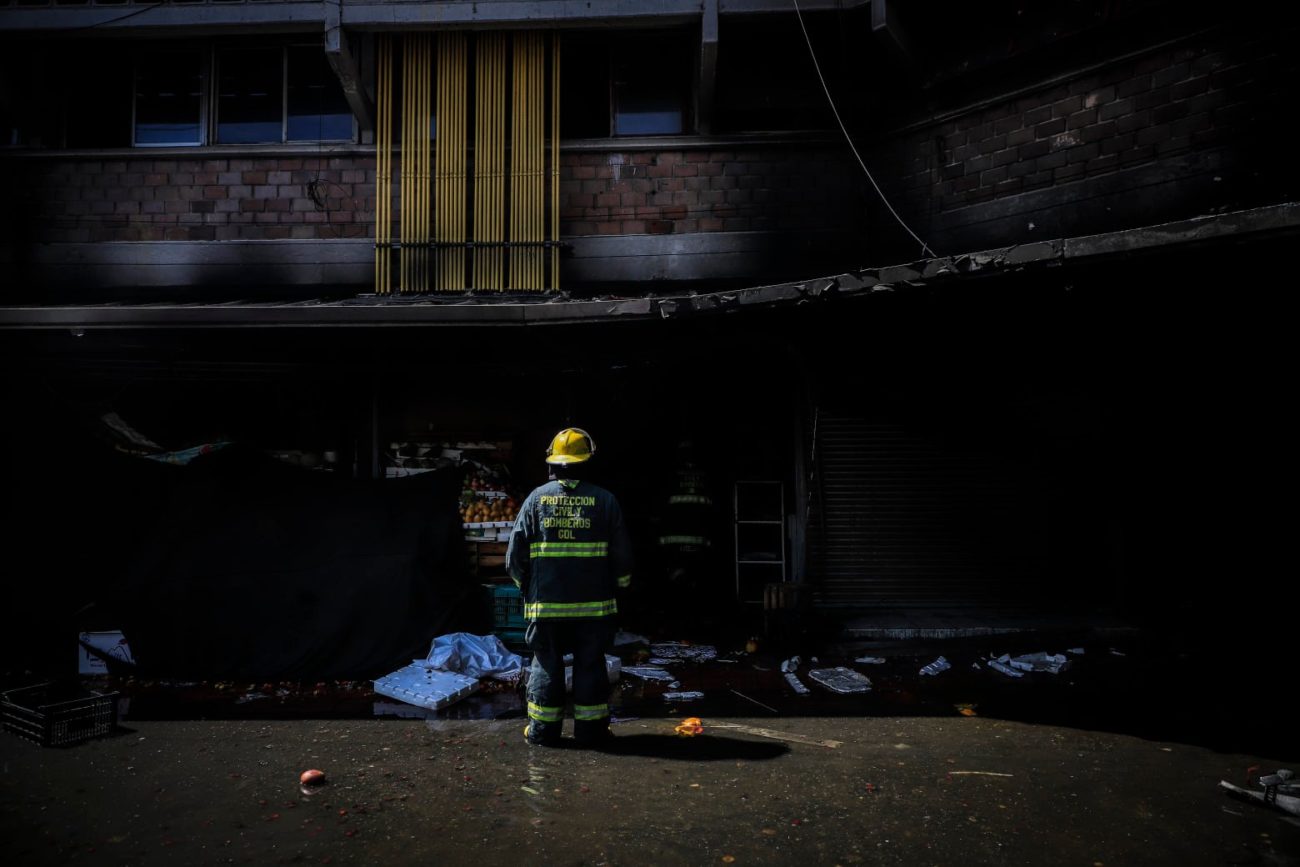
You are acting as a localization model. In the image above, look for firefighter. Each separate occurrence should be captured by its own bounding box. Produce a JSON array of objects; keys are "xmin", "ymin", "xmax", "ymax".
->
[
  {"xmin": 507, "ymin": 428, "xmax": 633, "ymax": 747},
  {"xmin": 656, "ymin": 439, "xmax": 715, "ymax": 608}
]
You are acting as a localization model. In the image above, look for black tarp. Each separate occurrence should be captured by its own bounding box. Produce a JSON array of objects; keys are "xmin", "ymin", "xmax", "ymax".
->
[
  {"xmin": 7, "ymin": 430, "xmax": 475, "ymax": 681},
  {"xmin": 115, "ymin": 447, "xmax": 474, "ymax": 679}
]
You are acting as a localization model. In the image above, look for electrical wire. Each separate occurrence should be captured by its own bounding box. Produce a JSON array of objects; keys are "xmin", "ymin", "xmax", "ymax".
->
[
  {"xmin": 65, "ymin": 2, "xmax": 167, "ymax": 34},
  {"xmin": 791, "ymin": 0, "xmax": 936, "ymax": 258}
]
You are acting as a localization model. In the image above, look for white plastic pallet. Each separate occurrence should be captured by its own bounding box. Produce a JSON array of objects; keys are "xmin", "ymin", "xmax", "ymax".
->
[{"xmin": 372, "ymin": 663, "xmax": 480, "ymax": 711}]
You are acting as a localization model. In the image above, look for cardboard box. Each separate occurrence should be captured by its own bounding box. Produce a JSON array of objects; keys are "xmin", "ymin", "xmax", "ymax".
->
[{"xmin": 77, "ymin": 631, "xmax": 134, "ymax": 674}]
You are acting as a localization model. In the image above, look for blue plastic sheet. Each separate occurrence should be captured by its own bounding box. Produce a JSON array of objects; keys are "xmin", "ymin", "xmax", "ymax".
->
[{"xmin": 424, "ymin": 632, "xmax": 524, "ymax": 681}]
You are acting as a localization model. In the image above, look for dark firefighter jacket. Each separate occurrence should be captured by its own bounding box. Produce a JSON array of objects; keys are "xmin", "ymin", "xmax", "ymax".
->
[{"xmin": 506, "ymin": 478, "xmax": 633, "ymax": 621}]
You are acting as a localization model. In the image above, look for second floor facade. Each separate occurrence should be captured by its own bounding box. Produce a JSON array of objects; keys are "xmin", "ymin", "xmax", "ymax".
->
[{"xmin": 2, "ymin": 0, "xmax": 1296, "ymax": 298}]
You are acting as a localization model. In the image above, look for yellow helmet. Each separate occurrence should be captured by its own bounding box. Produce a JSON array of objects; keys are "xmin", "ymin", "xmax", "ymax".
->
[{"xmin": 545, "ymin": 428, "xmax": 595, "ymax": 465}]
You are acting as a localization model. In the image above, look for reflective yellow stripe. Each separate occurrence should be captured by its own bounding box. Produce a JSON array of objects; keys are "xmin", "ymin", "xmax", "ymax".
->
[
  {"xmin": 616, "ymin": 574, "xmax": 631, "ymax": 589},
  {"xmin": 669, "ymin": 494, "xmax": 713, "ymax": 505},
  {"xmin": 530, "ymin": 541, "xmax": 608, "ymax": 558},
  {"xmin": 527, "ymin": 702, "xmax": 563, "ymax": 722},
  {"xmin": 574, "ymin": 703, "xmax": 608, "ymax": 721},
  {"xmin": 524, "ymin": 599, "xmax": 617, "ymax": 619},
  {"xmin": 530, "ymin": 542, "xmax": 608, "ymax": 551},
  {"xmin": 658, "ymin": 535, "xmax": 710, "ymax": 546}
]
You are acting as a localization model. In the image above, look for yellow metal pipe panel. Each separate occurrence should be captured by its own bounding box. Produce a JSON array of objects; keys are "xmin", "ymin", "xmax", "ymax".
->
[
  {"xmin": 552, "ymin": 32, "xmax": 560, "ymax": 290},
  {"xmin": 400, "ymin": 36, "xmax": 409, "ymax": 293}
]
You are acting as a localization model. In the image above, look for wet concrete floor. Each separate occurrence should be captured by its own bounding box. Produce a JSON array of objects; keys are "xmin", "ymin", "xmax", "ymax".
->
[
  {"xmin": 3, "ymin": 714, "xmax": 1298, "ymax": 866},
  {"xmin": 99, "ymin": 632, "xmax": 1295, "ymax": 761},
  {"xmin": 3, "ymin": 633, "xmax": 1298, "ymax": 865}
]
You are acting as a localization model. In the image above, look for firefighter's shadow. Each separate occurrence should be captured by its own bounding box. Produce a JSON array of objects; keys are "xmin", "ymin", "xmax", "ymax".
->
[{"xmin": 589, "ymin": 734, "xmax": 788, "ymax": 761}]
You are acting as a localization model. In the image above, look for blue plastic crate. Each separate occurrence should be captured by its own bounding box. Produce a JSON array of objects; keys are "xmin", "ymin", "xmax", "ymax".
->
[{"xmin": 486, "ymin": 584, "xmax": 525, "ymax": 631}]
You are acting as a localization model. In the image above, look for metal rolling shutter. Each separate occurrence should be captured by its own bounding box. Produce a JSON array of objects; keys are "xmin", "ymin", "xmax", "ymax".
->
[{"xmin": 807, "ymin": 412, "xmax": 1047, "ymax": 608}]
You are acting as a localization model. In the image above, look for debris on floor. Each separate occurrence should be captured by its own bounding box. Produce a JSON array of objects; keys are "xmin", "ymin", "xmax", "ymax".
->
[
  {"xmin": 650, "ymin": 643, "xmax": 719, "ymax": 663},
  {"xmin": 424, "ymin": 633, "xmax": 523, "ymax": 680},
  {"xmin": 780, "ymin": 656, "xmax": 801, "ymax": 673},
  {"xmin": 854, "ymin": 656, "xmax": 886, "ymax": 665},
  {"xmin": 372, "ymin": 664, "xmax": 479, "ymax": 711},
  {"xmin": 730, "ymin": 689, "xmax": 778, "ymax": 714},
  {"xmin": 564, "ymin": 654, "xmax": 621, "ymax": 690},
  {"xmin": 919, "ymin": 656, "xmax": 951, "ymax": 676},
  {"xmin": 1220, "ymin": 769, "xmax": 1300, "ymax": 817},
  {"xmin": 663, "ymin": 691, "xmax": 705, "ymax": 702},
  {"xmin": 674, "ymin": 716, "xmax": 705, "ymax": 736},
  {"xmin": 988, "ymin": 655, "xmax": 1025, "ymax": 678},
  {"xmin": 1009, "ymin": 652, "xmax": 1069, "ymax": 674},
  {"xmin": 710, "ymin": 722, "xmax": 841, "ymax": 749},
  {"xmin": 807, "ymin": 667, "xmax": 873, "ymax": 694},
  {"xmin": 621, "ymin": 665, "xmax": 676, "ymax": 683},
  {"xmin": 783, "ymin": 672, "xmax": 810, "ymax": 695},
  {"xmin": 299, "ymin": 768, "xmax": 326, "ymax": 786}
]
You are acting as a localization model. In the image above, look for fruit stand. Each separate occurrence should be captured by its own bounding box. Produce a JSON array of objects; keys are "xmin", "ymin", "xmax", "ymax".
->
[
  {"xmin": 457, "ymin": 454, "xmax": 525, "ymax": 646},
  {"xmin": 384, "ymin": 438, "xmax": 524, "ymax": 644},
  {"xmin": 459, "ymin": 460, "xmax": 519, "ymax": 579}
]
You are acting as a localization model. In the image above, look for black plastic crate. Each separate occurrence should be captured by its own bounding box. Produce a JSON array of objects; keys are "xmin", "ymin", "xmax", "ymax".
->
[{"xmin": 1, "ymin": 682, "xmax": 119, "ymax": 747}]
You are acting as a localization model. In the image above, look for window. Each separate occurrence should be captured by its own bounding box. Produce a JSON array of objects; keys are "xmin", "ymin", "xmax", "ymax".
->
[
  {"xmin": 714, "ymin": 17, "xmax": 837, "ymax": 134},
  {"xmin": 612, "ymin": 37, "xmax": 691, "ymax": 135},
  {"xmin": 0, "ymin": 47, "xmax": 65, "ymax": 148},
  {"xmin": 216, "ymin": 45, "xmax": 354, "ymax": 144},
  {"xmin": 216, "ymin": 48, "xmax": 283, "ymax": 144},
  {"xmin": 134, "ymin": 49, "xmax": 205, "ymax": 146},
  {"xmin": 561, "ymin": 30, "xmax": 693, "ymax": 138},
  {"xmin": 66, "ymin": 46, "xmax": 133, "ymax": 149},
  {"xmin": 286, "ymin": 47, "xmax": 353, "ymax": 141},
  {"xmin": 4, "ymin": 41, "xmax": 352, "ymax": 149}
]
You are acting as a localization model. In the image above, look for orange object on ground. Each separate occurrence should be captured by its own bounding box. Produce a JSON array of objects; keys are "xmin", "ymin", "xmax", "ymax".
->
[
  {"xmin": 299, "ymin": 769, "xmax": 327, "ymax": 786},
  {"xmin": 674, "ymin": 717, "xmax": 705, "ymax": 736}
]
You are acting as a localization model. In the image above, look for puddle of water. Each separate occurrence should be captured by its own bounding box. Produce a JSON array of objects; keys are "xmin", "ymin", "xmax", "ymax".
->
[{"xmin": 72, "ymin": 636, "xmax": 1297, "ymax": 759}]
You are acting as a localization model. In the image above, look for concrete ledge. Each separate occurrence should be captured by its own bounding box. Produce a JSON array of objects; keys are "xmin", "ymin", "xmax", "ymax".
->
[
  {"xmin": 4, "ymin": 240, "xmax": 374, "ymax": 289},
  {"xmin": 3, "ymin": 203, "xmax": 1295, "ymax": 329},
  {"xmin": 2, "ymin": 230, "xmax": 856, "ymax": 291},
  {"xmin": 566, "ymin": 230, "xmax": 856, "ymax": 283}
]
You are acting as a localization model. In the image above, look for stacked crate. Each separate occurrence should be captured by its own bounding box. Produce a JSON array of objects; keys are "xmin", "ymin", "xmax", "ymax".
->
[{"xmin": 486, "ymin": 583, "xmax": 526, "ymax": 647}]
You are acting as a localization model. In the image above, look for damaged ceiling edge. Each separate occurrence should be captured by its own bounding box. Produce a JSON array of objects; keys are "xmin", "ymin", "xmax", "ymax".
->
[{"xmin": 1, "ymin": 202, "xmax": 1296, "ymax": 330}]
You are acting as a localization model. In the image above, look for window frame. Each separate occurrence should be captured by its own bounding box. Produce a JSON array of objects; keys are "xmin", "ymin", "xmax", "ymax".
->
[
  {"xmin": 609, "ymin": 31, "xmax": 694, "ymax": 138},
  {"xmin": 214, "ymin": 42, "xmax": 356, "ymax": 146},
  {"xmin": 131, "ymin": 46, "xmax": 208, "ymax": 148},
  {"xmin": 127, "ymin": 40, "xmax": 356, "ymax": 149},
  {"xmin": 213, "ymin": 44, "xmax": 289, "ymax": 146},
  {"xmin": 283, "ymin": 43, "xmax": 356, "ymax": 144},
  {"xmin": 560, "ymin": 28, "xmax": 697, "ymax": 141}
]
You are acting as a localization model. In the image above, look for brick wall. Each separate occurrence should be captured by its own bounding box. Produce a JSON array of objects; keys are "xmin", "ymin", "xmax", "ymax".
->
[
  {"xmin": 867, "ymin": 29, "xmax": 1298, "ymax": 254},
  {"xmin": 3, "ymin": 25, "xmax": 1293, "ymax": 265},
  {"xmin": 8, "ymin": 147, "xmax": 861, "ymax": 246},
  {"xmin": 557, "ymin": 147, "xmax": 864, "ymax": 238},
  {"xmin": 5, "ymin": 154, "xmax": 377, "ymax": 243}
]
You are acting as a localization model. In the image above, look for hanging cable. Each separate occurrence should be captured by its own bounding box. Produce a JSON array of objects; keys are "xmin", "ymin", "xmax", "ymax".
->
[
  {"xmin": 791, "ymin": 0, "xmax": 936, "ymax": 258},
  {"xmin": 65, "ymin": 3, "xmax": 166, "ymax": 34}
]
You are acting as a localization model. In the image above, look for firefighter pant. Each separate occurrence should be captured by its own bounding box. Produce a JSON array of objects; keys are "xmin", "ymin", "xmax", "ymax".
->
[{"xmin": 525, "ymin": 618, "xmax": 615, "ymax": 744}]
